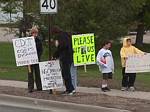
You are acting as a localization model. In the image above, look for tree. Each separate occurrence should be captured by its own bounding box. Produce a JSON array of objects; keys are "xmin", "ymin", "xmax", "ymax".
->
[
  {"xmin": 1, "ymin": 0, "xmax": 150, "ymax": 45},
  {"xmin": 55, "ymin": 0, "xmax": 136, "ymax": 43},
  {"xmin": 0, "ymin": 0, "xmax": 21, "ymax": 23},
  {"xmin": 135, "ymin": 0, "xmax": 150, "ymax": 45}
]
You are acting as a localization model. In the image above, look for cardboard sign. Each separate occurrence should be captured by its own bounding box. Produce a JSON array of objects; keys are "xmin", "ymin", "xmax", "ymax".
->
[
  {"xmin": 126, "ymin": 53, "xmax": 150, "ymax": 73},
  {"xmin": 39, "ymin": 60, "xmax": 63, "ymax": 90},
  {"xmin": 72, "ymin": 33, "xmax": 96, "ymax": 66},
  {"xmin": 13, "ymin": 37, "xmax": 39, "ymax": 66}
]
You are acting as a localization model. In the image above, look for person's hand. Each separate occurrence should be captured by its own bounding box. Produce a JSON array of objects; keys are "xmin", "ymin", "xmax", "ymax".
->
[
  {"xmin": 124, "ymin": 57, "xmax": 128, "ymax": 60},
  {"xmin": 51, "ymin": 57, "xmax": 57, "ymax": 60},
  {"xmin": 55, "ymin": 40, "xmax": 59, "ymax": 47}
]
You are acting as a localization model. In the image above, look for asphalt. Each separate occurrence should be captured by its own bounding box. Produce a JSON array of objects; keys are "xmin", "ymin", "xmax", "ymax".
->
[
  {"xmin": 0, "ymin": 94, "xmax": 130, "ymax": 112},
  {"xmin": 0, "ymin": 105, "xmax": 46, "ymax": 112},
  {"xmin": 0, "ymin": 80, "xmax": 150, "ymax": 101}
]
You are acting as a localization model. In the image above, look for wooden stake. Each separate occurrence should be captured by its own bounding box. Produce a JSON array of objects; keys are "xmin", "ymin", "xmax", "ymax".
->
[
  {"xmin": 28, "ymin": 65, "xmax": 32, "ymax": 73},
  {"xmin": 52, "ymin": 89, "xmax": 56, "ymax": 95},
  {"xmin": 84, "ymin": 65, "xmax": 87, "ymax": 72}
]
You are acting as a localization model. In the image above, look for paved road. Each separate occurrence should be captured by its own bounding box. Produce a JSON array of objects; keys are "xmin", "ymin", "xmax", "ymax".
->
[
  {"xmin": 0, "ymin": 94, "xmax": 129, "ymax": 112},
  {"xmin": 0, "ymin": 105, "xmax": 49, "ymax": 112}
]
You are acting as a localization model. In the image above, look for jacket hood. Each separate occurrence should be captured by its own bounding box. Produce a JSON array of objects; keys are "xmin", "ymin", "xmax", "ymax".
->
[{"xmin": 122, "ymin": 36, "xmax": 131, "ymax": 47}]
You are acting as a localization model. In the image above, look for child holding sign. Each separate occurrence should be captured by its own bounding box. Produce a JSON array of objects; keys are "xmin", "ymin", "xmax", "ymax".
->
[
  {"xmin": 120, "ymin": 37, "xmax": 145, "ymax": 91},
  {"xmin": 97, "ymin": 41, "xmax": 114, "ymax": 92}
]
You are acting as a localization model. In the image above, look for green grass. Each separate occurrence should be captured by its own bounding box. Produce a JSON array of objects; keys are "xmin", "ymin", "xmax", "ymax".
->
[
  {"xmin": 0, "ymin": 42, "xmax": 27, "ymax": 81},
  {"xmin": 0, "ymin": 42, "xmax": 150, "ymax": 91}
]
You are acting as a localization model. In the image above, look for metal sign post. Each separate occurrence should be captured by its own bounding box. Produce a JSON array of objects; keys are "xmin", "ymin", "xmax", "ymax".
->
[
  {"xmin": 48, "ymin": 15, "xmax": 52, "ymax": 59},
  {"xmin": 40, "ymin": 0, "xmax": 58, "ymax": 94},
  {"xmin": 40, "ymin": 0, "xmax": 57, "ymax": 59}
]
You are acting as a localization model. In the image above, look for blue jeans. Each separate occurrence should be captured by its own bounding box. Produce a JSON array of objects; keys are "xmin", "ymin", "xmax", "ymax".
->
[{"xmin": 70, "ymin": 63, "xmax": 77, "ymax": 89}]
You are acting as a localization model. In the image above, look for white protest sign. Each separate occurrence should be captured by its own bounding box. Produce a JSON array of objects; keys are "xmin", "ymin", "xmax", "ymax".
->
[
  {"xmin": 126, "ymin": 53, "xmax": 150, "ymax": 73},
  {"xmin": 12, "ymin": 37, "xmax": 39, "ymax": 67},
  {"xmin": 40, "ymin": 0, "xmax": 57, "ymax": 14},
  {"xmin": 39, "ymin": 60, "xmax": 63, "ymax": 90}
]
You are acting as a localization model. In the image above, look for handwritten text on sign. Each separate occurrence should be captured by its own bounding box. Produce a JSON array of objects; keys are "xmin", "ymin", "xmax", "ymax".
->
[
  {"xmin": 72, "ymin": 34, "xmax": 96, "ymax": 66},
  {"xmin": 39, "ymin": 60, "xmax": 63, "ymax": 90},
  {"xmin": 12, "ymin": 37, "xmax": 39, "ymax": 66},
  {"xmin": 126, "ymin": 53, "xmax": 150, "ymax": 73}
]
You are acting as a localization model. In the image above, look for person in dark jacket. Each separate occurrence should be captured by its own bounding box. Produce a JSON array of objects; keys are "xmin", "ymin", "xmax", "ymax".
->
[
  {"xmin": 28, "ymin": 27, "xmax": 43, "ymax": 93},
  {"xmin": 53, "ymin": 27, "xmax": 75, "ymax": 95}
]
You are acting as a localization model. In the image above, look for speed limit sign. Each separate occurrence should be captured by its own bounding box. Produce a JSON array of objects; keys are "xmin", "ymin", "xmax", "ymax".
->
[{"xmin": 40, "ymin": 0, "xmax": 57, "ymax": 14}]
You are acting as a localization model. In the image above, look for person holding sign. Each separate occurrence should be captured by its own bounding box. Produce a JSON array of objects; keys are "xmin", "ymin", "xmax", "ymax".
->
[
  {"xmin": 97, "ymin": 41, "xmax": 114, "ymax": 92},
  {"xmin": 53, "ymin": 27, "xmax": 75, "ymax": 95},
  {"xmin": 120, "ymin": 37, "xmax": 145, "ymax": 91},
  {"xmin": 28, "ymin": 27, "xmax": 43, "ymax": 93}
]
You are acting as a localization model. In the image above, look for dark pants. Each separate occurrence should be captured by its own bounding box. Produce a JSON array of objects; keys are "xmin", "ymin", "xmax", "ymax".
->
[
  {"xmin": 61, "ymin": 62, "xmax": 74, "ymax": 92},
  {"xmin": 28, "ymin": 64, "xmax": 42, "ymax": 91},
  {"xmin": 122, "ymin": 67, "xmax": 136, "ymax": 87}
]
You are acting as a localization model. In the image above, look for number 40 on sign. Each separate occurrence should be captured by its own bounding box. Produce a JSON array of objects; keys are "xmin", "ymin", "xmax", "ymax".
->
[{"xmin": 40, "ymin": 0, "xmax": 57, "ymax": 14}]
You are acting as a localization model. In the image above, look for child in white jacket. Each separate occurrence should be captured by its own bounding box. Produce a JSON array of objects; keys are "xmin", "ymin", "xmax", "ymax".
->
[{"xmin": 97, "ymin": 41, "xmax": 114, "ymax": 92}]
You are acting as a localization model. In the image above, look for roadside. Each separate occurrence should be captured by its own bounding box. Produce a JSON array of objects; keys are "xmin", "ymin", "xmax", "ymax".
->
[
  {"xmin": 0, "ymin": 86, "xmax": 150, "ymax": 112},
  {"xmin": 1, "ymin": 80, "xmax": 150, "ymax": 100},
  {"xmin": 1, "ymin": 31, "xmax": 150, "ymax": 92},
  {"xmin": 0, "ymin": 94, "xmax": 130, "ymax": 112},
  {"xmin": 1, "ymin": 80, "xmax": 150, "ymax": 112}
]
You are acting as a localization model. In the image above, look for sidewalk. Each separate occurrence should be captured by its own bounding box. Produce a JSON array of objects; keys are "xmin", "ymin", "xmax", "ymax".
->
[{"xmin": 0, "ymin": 80, "xmax": 150, "ymax": 100}]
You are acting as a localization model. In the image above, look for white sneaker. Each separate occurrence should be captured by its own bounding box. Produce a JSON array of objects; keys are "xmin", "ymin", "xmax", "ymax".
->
[
  {"xmin": 128, "ymin": 87, "xmax": 135, "ymax": 92},
  {"xmin": 72, "ymin": 90, "xmax": 76, "ymax": 94},
  {"xmin": 121, "ymin": 87, "xmax": 128, "ymax": 91},
  {"xmin": 68, "ymin": 91, "xmax": 74, "ymax": 96}
]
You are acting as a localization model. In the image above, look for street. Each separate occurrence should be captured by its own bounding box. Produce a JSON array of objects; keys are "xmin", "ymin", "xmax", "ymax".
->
[
  {"xmin": 0, "ymin": 94, "xmax": 130, "ymax": 112},
  {"xmin": 0, "ymin": 105, "xmax": 49, "ymax": 112}
]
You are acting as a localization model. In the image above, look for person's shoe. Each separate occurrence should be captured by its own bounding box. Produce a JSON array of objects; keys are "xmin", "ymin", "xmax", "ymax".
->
[
  {"xmin": 37, "ymin": 89, "xmax": 42, "ymax": 91},
  {"xmin": 128, "ymin": 87, "xmax": 135, "ymax": 92},
  {"xmin": 121, "ymin": 87, "xmax": 128, "ymax": 91},
  {"xmin": 72, "ymin": 90, "xmax": 76, "ymax": 94},
  {"xmin": 101, "ymin": 88, "xmax": 107, "ymax": 92},
  {"xmin": 49, "ymin": 90, "xmax": 53, "ymax": 94},
  {"xmin": 61, "ymin": 91, "xmax": 69, "ymax": 95},
  {"xmin": 105, "ymin": 87, "xmax": 111, "ymax": 91},
  {"xmin": 67, "ymin": 91, "xmax": 75, "ymax": 96},
  {"xmin": 62, "ymin": 91, "xmax": 75, "ymax": 96},
  {"xmin": 28, "ymin": 90, "xmax": 33, "ymax": 93}
]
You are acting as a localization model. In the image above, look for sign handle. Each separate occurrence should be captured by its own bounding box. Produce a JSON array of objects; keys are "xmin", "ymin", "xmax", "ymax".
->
[
  {"xmin": 52, "ymin": 89, "xmax": 56, "ymax": 95},
  {"xmin": 28, "ymin": 65, "xmax": 32, "ymax": 73},
  {"xmin": 84, "ymin": 65, "xmax": 87, "ymax": 72}
]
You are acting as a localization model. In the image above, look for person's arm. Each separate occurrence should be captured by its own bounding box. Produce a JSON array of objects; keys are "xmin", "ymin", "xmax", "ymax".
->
[
  {"xmin": 133, "ymin": 46, "xmax": 145, "ymax": 54},
  {"xmin": 120, "ymin": 48, "xmax": 127, "ymax": 67},
  {"xmin": 53, "ymin": 46, "xmax": 60, "ymax": 59},
  {"xmin": 120, "ymin": 48, "xmax": 127, "ymax": 58},
  {"xmin": 96, "ymin": 52, "xmax": 107, "ymax": 67}
]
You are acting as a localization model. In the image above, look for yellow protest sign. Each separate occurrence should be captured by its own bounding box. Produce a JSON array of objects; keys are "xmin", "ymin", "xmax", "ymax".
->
[{"xmin": 72, "ymin": 33, "xmax": 96, "ymax": 66}]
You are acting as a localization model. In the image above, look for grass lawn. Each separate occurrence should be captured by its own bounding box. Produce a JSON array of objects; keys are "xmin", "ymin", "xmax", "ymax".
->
[{"xmin": 0, "ymin": 42, "xmax": 150, "ymax": 91}]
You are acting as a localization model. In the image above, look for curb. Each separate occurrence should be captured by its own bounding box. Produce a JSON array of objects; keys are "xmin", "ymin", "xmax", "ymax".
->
[{"xmin": 0, "ymin": 94, "xmax": 130, "ymax": 112}]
